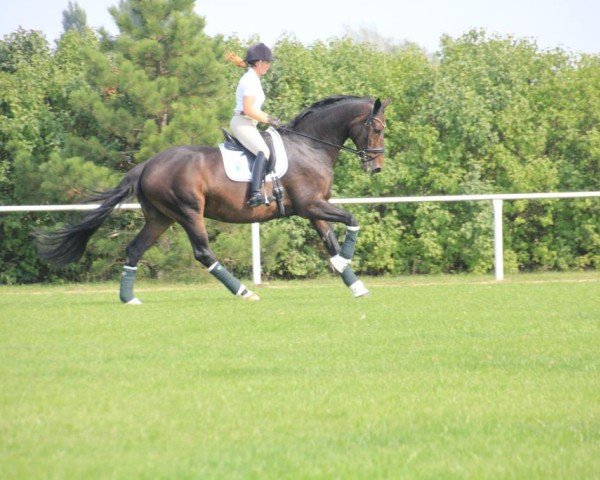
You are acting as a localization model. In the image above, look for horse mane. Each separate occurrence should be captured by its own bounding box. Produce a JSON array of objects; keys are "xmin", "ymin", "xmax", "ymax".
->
[{"xmin": 287, "ymin": 95, "xmax": 369, "ymax": 128}]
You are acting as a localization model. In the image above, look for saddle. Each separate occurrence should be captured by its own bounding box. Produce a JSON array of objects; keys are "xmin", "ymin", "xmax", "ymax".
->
[
  {"xmin": 219, "ymin": 127, "xmax": 288, "ymax": 215},
  {"xmin": 221, "ymin": 129, "xmax": 276, "ymax": 173}
]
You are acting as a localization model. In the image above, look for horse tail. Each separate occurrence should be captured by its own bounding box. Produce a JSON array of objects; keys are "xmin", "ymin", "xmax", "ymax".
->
[{"xmin": 35, "ymin": 163, "xmax": 145, "ymax": 266}]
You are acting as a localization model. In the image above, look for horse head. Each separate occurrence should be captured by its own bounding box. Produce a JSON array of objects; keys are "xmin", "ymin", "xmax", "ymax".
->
[
  {"xmin": 284, "ymin": 95, "xmax": 391, "ymax": 174},
  {"xmin": 349, "ymin": 97, "xmax": 391, "ymax": 174}
]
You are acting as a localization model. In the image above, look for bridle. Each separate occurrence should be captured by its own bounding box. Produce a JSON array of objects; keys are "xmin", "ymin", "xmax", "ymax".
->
[
  {"xmin": 360, "ymin": 116, "xmax": 386, "ymax": 163},
  {"xmin": 279, "ymin": 109, "xmax": 386, "ymax": 165}
]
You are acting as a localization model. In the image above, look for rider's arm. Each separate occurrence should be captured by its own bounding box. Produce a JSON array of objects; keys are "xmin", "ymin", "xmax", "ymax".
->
[{"xmin": 243, "ymin": 96, "xmax": 269, "ymax": 124}]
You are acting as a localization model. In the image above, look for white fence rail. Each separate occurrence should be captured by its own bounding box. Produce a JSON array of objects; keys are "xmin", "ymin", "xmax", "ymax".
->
[
  {"xmin": 323, "ymin": 192, "xmax": 600, "ymax": 284},
  {"xmin": 2, "ymin": 192, "xmax": 599, "ymax": 284}
]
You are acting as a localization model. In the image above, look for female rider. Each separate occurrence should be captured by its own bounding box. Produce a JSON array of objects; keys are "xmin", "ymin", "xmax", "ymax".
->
[{"xmin": 227, "ymin": 43, "xmax": 281, "ymax": 207}]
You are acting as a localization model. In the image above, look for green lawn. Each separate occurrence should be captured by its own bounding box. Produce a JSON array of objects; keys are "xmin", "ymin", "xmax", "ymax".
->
[{"xmin": 1, "ymin": 273, "xmax": 599, "ymax": 479}]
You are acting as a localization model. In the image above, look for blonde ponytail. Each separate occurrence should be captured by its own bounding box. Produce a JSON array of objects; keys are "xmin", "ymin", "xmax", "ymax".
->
[{"xmin": 225, "ymin": 51, "xmax": 247, "ymax": 68}]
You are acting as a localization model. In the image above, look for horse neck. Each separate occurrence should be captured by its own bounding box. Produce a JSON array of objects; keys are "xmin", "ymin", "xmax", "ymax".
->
[
  {"xmin": 296, "ymin": 100, "xmax": 366, "ymax": 147},
  {"xmin": 292, "ymin": 100, "xmax": 367, "ymax": 166}
]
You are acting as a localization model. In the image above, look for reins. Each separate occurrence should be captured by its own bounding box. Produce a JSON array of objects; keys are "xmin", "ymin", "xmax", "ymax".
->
[
  {"xmin": 278, "ymin": 126, "xmax": 363, "ymax": 155},
  {"xmin": 278, "ymin": 115, "xmax": 385, "ymax": 164}
]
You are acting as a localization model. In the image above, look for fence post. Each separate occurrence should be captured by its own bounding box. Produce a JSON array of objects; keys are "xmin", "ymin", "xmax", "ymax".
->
[
  {"xmin": 251, "ymin": 222, "xmax": 262, "ymax": 285},
  {"xmin": 492, "ymin": 199, "xmax": 504, "ymax": 281}
]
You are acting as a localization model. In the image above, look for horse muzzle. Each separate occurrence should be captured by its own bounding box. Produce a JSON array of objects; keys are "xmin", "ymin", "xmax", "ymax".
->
[
  {"xmin": 359, "ymin": 148, "xmax": 384, "ymax": 174},
  {"xmin": 361, "ymin": 159, "xmax": 383, "ymax": 174}
]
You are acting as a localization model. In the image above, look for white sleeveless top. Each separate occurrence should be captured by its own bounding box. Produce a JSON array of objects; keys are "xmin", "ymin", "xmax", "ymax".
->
[{"xmin": 234, "ymin": 68, "xmax": 265, "ymax": 113}]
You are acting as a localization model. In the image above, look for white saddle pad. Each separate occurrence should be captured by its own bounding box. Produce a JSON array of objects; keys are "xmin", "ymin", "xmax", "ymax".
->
[{"xmin": 219, "ymin": 127, "xmax": 288, "ymax": 182}]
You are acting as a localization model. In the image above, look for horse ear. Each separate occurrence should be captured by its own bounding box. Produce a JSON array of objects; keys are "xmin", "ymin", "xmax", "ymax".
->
[
  {"xmin": 382, "ymin": 97, "xmax": 392, "ymax": 108},
  {"xmin": 372, "ymin": 98, "xmax": 382, "ymax": 115}
]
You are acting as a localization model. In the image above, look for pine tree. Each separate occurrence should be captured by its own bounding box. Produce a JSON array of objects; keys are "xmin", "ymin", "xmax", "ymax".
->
[
  {"xmin": 62, "ymin": 1, "xmax": 88, "ymax": 33},
  {"xmin": 66, "ymin": 0, "xmax": 228, "ymax": 170}
]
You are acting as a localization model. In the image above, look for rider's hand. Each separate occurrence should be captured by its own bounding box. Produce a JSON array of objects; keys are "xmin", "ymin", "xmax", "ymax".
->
[{"xmin": 267, "ymin": 115, "xmax": 282, "ymax": 128}]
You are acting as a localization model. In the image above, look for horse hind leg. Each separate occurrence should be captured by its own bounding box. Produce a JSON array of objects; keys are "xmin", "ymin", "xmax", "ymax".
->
[
  {"xmin": 120, "ymin": 213, "xmax": 174, "ymax": 304},
  {"xmin": 181, "ymin": 214, "xmax": 259, "ymax": 301},
  {"xmin": 311, "ymin": 219, "xmax": 369, "ymax": 298}
]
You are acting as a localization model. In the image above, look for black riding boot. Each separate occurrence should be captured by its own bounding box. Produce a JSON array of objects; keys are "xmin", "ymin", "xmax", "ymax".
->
[{"xmin": 247, "ymin": 151, "xmax": 267, "ymax": 207}]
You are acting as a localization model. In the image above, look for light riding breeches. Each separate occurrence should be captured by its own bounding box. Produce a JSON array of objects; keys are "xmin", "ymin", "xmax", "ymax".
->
[{"xmin": 230, "ymin": 115, "xmax": 271, "ymax": 159}]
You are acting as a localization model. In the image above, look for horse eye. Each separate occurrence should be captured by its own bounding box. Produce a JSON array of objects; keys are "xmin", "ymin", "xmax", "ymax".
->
[{"xmin": 374, "ymin": 128, "xmax": 382, "ymax": 135}]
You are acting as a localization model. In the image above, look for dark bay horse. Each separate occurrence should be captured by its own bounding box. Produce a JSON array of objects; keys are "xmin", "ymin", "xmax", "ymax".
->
[{"xmin": 36, "ymin": 95, "xmax": 391, "ymax": 303}]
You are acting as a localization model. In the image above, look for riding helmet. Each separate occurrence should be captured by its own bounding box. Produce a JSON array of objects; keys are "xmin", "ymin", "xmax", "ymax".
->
[{"xmin": 245, "ymin": 43, "xmax": 273, "ymax": 63}]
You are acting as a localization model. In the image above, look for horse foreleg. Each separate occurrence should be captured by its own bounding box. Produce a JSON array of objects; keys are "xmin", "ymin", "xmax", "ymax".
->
[
  {"xmin": 311, "ymin": 219, "xmax": 369, "ymax": 298},
  {"xmin": 120, "ymin": 215, "xmax": 173, "ymax": 304},
  {"xmin": 181, "ymin": 215, "xmax": 259, "ymax": 301},
  {"xmin": 329, "ymin": 225, "xmax": 361, "ymax": 273},
  {"xmin": 304, "ymin": 201, "xmax": 361, "ymax": 270}
]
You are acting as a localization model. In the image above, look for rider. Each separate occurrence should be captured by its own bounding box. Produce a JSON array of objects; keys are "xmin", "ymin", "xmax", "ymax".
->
[{"xmin": 227, "ymin": 43, "xmax": 281, "ymax": 207}]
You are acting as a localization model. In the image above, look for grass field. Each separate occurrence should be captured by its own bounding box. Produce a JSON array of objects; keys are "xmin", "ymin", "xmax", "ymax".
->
[{"xmin": 1, "ymin": 272, "xmax": 599, "ymax": 479}]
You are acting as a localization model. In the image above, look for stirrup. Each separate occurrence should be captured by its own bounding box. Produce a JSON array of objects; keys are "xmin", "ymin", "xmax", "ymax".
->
[{"xmin": 247, "ymin": 192, "xmax": 266, "ymax": 207}]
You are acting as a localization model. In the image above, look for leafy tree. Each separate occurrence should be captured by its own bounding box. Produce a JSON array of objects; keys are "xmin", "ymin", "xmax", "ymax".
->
[
  {"xmin": 397, "ymin": 30, "xmax": 599, "ymax": 272},
  {"xmin": 0, "ymin": 28, "xmax": 110, "ymax": 282}
]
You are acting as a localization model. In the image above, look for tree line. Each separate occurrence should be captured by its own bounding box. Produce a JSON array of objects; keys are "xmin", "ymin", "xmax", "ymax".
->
[{"xmin": 1, "ymin": 0, "xmax": 598, "ymax": 284}]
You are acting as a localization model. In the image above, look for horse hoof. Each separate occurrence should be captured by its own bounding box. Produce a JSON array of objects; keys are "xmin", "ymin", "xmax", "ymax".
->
[
  {"xmin": 349, "ymin": 280, "xmax": 369, "ymax": 298},
  {"xmin": 125, "ymin": 298, "xmax": 143, "ymax": 305},
  {"xmin": 242, "ymin": 291, "xmax": 260, "ymax": 301}
]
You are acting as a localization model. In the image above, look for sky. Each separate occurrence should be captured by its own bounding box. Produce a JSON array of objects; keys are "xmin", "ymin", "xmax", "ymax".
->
[{"xmin": 0, "ymin": 0, "xmax": 598, "ymax": 54}]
